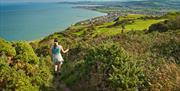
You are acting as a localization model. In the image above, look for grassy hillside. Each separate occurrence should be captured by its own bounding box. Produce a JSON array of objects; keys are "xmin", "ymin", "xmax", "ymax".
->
[
  {"xmin": 38, "ymin": 13, "xmax": 180, "ymax": 91},
  {"xmin": 62, "ymin": 14, "xmax": 165, "ymax": 39},
  {"xmin": 0, "ymin": 13, "xmax": 180, "ymax": 91}
]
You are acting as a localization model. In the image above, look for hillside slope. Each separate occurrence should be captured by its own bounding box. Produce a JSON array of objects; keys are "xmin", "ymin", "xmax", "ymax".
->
[
  {"xmin": 0, "ymin": 13, "xmax": 180, "ymax": 91},
  {"xmin": 37, "ymin": 13, "xmax": 180, "ymax": 91}
]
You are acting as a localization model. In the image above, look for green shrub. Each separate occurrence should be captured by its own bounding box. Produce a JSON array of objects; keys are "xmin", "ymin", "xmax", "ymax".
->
[
  {"xmin": 148, "ymin": 22, "xmax": 169, "ymax": 33},
  {"xmin": 84, "ymin": 44, "xmax": 145, "ymax": 91},
  {"xmin": 0, "ymin": 56, "xmax": 39, "ymax": 91},
  {"xmin": 0, "ymin": 38, "xmax": 16, "ymax": 56},
  {"xmin": 151, "ymin": 39, "xmax": 180, "ymax": 64},
  {"xmin": 35, "ymin": 45, "xmax": 50, "ymax": 57},
  {"xmin": 14, "ymin": 42, "xmax": 39, "ymax": 64},
  {"xmin": 0, "ymin": 53, "xmax": 53, "ymax": 91},
  {"xmin": 148, "ymin": 15, "xmax": 180, "ymax": 33}
]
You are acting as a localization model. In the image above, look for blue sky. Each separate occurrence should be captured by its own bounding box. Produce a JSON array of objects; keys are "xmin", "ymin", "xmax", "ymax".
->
[{"xmin": 0, "ymin": 0, "xmax": 143, "ymax": 3}]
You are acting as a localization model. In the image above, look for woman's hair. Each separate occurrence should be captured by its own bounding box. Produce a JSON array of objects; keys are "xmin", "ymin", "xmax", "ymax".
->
[
  {"xmin": 53, "ymin": 38, "xmax": 58, "ymax": 49},
  {"xmin": 54, "ymin": 38, "xmax": 58, "ymax": 42}
]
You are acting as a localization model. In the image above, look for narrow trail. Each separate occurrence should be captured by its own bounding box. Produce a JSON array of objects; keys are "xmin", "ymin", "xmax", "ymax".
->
[{"xmin": 53, "ymin": 75, "xmax": 71, "ymax": 91}]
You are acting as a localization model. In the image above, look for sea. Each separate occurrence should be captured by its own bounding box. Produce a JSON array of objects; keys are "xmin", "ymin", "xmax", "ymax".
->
[{"xmin": 0, "ymin": 3, "xmax": 106, "ymax": 41}]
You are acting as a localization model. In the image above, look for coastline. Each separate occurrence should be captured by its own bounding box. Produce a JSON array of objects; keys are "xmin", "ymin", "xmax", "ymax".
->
[
  {"xmin": 0, "ymin": 3, "xmax": 106, "ymax": 41},
  {"xmin": 6, "ymin": 1, "xmax": 178, "ymax": 42},
  {"xmin": 29, "ymin": 7, "xmax": 108, "ymax": 43}
]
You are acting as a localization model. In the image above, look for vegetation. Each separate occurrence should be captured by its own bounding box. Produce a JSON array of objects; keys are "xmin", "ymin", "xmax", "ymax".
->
[
  {"xmin": 92, "ymin": 14, "xmax": 164, "ymax": 37},
  {"xmin": 0, "ymin": 38, "xmax": 16, "ymax": 57},
  {"xmin": 85, "ymin": 44, "xmax": 144, "ymax": 91},
  {"xmin": 0, "ymin": 12, "xmax": 180, "ymax": 91},
  {"xmin": 0, "ymin": 39, "xmax": 53, "ymax": 91},
  {"xmin": 148, "ymin": 14, "xmax": 180, "ymax": 33},
  {"xmin": 14, "ymin": 42, "xmax": 39, "ymax": 64}
]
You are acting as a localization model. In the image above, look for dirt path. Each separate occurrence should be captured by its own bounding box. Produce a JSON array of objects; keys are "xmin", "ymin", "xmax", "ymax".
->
[{"xmin": 53, "ymin": 75, "xmax": 71, "ymax": 91}]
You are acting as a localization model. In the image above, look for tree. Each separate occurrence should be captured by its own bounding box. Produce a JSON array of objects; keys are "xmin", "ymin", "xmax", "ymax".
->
[{"xmin": 148, "ymin": 22, "xmax": 168, "ymax": 33}]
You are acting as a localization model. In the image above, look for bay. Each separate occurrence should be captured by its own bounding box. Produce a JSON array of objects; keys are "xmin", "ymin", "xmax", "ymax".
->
[{"xmin": 0, "ymin": 3, "xmax": 106, "ymax": 41}]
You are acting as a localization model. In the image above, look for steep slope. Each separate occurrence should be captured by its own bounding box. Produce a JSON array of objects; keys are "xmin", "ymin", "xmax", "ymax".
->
[
  {"xmin": 36, "ymin": 13, "xmax": 180, "ymax": 91},
  {"xmin": 0, "ymin": 13, "xmax": 180, "ymax": 91}
]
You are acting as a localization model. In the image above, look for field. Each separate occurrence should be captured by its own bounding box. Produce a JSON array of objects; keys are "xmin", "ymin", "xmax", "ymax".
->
[{"xmin": 72, "ymin": 14, "xmax": 165, "ymax": 37}]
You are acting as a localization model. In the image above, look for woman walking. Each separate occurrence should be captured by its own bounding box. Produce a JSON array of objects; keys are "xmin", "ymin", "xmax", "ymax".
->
[{"xmin": 50, "ymin": 38, "xmax": 69, "ymax": 75}]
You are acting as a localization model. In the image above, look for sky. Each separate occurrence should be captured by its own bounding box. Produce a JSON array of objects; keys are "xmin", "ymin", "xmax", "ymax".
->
[{"xmin": 0, "ymin": 0, "xmax": 143, "ymax": 3}]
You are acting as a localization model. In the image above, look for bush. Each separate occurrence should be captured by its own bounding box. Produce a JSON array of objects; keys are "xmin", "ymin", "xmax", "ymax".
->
[
  {"xmin": 35, "ymin": 45, "xmax": 50, "ymax": 57},
  {"xmin": 151, "ymin": 39, "xmax": 180, "ymax": 64},
  {"xmin": 112, "ymin": 19, "xmax": 134, "ymax": 27},
  {"xmin": 147, "ymin": 15, "xmax": 180, "ymax": 33},
  {"xmin": 0, "ymin": 53, "xmax": 53, "ymax": 91},
  {"xmin": 148, "ymin": 22, "xmax": 169, "ymax": 33},
  {"xmin": 0, "ymin": 56, "xmax": 39, "ymax": 91},
  {"xmin": 14, "ymin": 42, "xmax": 39, "ymax": 64},
  {"xmin": 0, "ymin": 38, "xmax": 16, "ymax": 57},
  {"xmin": 84, "ymin": 44, "xmax": 145, "ymax": 91}
]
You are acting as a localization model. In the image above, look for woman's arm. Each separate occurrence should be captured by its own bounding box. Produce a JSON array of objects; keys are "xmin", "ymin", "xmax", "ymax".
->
[{"xmin": 60, "ymin": 46, "xmax": 69, "ymax": 53}]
